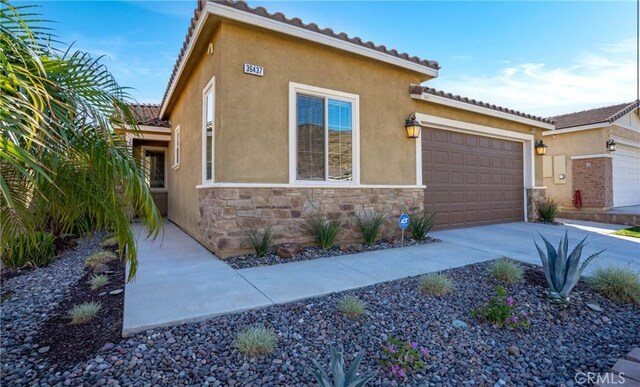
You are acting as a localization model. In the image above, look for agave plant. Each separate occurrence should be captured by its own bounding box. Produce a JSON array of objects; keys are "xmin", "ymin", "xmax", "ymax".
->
[
  {"xmin": 307, "ymin": 346, "xmax": 374, "ymax": 387},
  {"xmin": 534, "ymin": 232, "xmax": 603, "ymax": 303}
]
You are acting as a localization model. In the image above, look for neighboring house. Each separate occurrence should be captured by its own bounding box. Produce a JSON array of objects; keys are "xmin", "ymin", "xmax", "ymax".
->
[
  {"xmin": 128, "ymin": 0, "xmax": 559, "ymax": 257},
  {"xmin": 542, "ymin": 101, "xmax": 640, "ymax": 210},
  {"xmin": 116, "ymin": 104, "xmax": 171, "ymax": 215}
]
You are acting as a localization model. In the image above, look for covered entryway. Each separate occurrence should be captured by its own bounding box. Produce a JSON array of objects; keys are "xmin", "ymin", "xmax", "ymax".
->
[
  {"xmin": 422, "ymin": 127, "xmax": 524, "ymax": 228},
  {"xmin": 612, "ymin": 144, "xmax": 640, "ymax": 207}
]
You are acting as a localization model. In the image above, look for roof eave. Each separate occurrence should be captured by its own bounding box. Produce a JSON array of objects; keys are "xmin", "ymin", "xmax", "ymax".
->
[
  {"xmin": 160, "ymin": 1, "xmax": 439, "ymax": 118},
  {"xmin": 411, "ymin": 90, "xmax": 555, "ymax": 130}
]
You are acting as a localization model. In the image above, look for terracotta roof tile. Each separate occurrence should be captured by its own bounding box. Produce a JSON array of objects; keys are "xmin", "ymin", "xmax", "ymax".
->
[
  {"xmin": 549, "ymin": 101, "xmax": 639, "ymax": 129},
  {"xmin": 222, "ymin": 1, "xmax": 439, "ymax": 70},
  {"xmin": 410, "ymin": 85, "xmax": 554, "ymax": 125},
  {"xmin": 129, "ymin": 103, "xmax": 170, "ymax": 127},
  {"xmin": 160, "ymin": 0, "xmax": 439, "ymax": 113}
]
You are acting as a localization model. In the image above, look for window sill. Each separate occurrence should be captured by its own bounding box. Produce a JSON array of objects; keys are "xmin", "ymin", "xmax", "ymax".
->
[{"xmin": 196, "ymin": 182, "xmax": 426, "ymax": 189}]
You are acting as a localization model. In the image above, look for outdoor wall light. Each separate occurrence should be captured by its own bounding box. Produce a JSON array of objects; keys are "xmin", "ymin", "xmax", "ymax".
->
[
  {"xmin": 607, "ymin": 139, "xmax": 617, "ymax": 152},
  {"xmin": 535, "ymin": 140, "xmax": 548, "ymax": 156},
  {"xmin": 405, "ymin": 113, "xmax": 421, "ymax": 138}
]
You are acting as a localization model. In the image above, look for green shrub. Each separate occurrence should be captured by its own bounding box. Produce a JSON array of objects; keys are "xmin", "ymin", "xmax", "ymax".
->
[
  {"xmin": 588, "ymin": 266, "xmax": 640, "ymax": 304},
  {"xmin": 407, "ymin": 211, "xmax": 436, "ymax": 241},
  {"xmin": 472, "ymin": 286, "xmax": 531, "ymax": 329},
  {"xmin": 354, "ymin": 210, "xmax": 387, "ymax": 246},
  {"xmin": 380, "ymin": 337, "xmax": 430, "ymax": 378},
  {"xmin": 89, "ymin": 274, "xmax": 109, "ymax": 290},
  {"xmin": 101, "ymin": 236, "xmax": 119, "ymax": 249},
  {"xmin": 301, "ymin": 214, "xmax": 341, "ymax": 250},
  {"xmin": 1, "ymin": 232, "xmax": 55, "ymax": 268},
  {"xmin": 534, "ymin": 231, "xmax": 602, "ymax": 303},
  {"xmin": 614, "ymin": 226, "xmax": 640, "ymax": 238},
  {"xmin": 337, "ymin": 295, "xmax": 366, "ymax": 318},
  {"xmin": 84, "ymin": 251, "xmax": 117, "ymax": 268},
  {"xmin": 234, "ymin": 326, "xmax": 278, "ymax": 356},
  {"xmin": 244, "ymin": 227, "xmax": 273, "ymax": 258},
  {"xmin": 68, "ymin": 301, "xmax": 101, "ymax": 324},
  {"xmin": 418, "ymin": 273, "xmax": 453, "ymax": 296},
  {"xmin": 538, "ymin": 199, "xmax": 559, "ymax": 223},
  {"xmin": 488, "ymin": 258, "xmax": 524, "ymax": 284},
  {"xmin": 307, "ymin": 345, "xmax": 374, "ymax": 386}
]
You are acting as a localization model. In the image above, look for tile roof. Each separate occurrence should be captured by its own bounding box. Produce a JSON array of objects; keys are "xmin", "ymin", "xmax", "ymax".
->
[
  {"xmin": 129, "ymin": 103, "xmax": 170, "ymax": 127},
  {"xmin": 549, "ymin": 101, "xmax": 639, "ymax": 129},
  {"xmin": 410, "ymin": 85, "xmax": 554, "ymax": 125},
  {"xmin": 160, "ymin": 0, "xmax": 440, "ymax": 113}
]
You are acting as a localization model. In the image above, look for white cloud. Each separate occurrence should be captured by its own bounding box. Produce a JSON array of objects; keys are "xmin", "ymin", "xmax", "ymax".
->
[{"xmin": 430, "ymin": 38, "xmax": 637, "ymax": 117}]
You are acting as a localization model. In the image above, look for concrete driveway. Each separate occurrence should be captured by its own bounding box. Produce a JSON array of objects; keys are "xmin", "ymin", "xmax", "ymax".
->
[
  {"xmin": 124, "ymin": 219, "xmax": 638, "ymax": 334},
  {"xmin": 430, "ymin": 219, "xmax": 639, "ymax": 275}
]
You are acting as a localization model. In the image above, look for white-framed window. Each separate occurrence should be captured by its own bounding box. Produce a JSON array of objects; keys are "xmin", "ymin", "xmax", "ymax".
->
[
  {"xmin": 289, "ymin": 82, "xmax": 360, "ymax": 184},
  {"xmin": 141, "ymin": 146, "xmax": 167, "ymax": 191},
  {"xmin": 202, "ymin": 77, "xmax": 215, "ymax": 183},
  {"xmin": 173, "ymin": 125, "xmax": 181, "ymax": 168}
]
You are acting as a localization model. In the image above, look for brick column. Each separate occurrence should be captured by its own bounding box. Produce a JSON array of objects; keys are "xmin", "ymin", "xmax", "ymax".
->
[{"xmin": 571, "ymin": 157, "xmax": 613, "ymax": 209}]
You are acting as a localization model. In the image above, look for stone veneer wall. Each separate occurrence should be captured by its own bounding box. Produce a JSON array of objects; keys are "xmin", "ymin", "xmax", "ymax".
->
[
  {"xmin": 571, "ymin": 157, "xmax": 613, "ymax": 209},
  {"xmin": 526, "ymin": 187, "xmax": 547, "ymax": 221},
  {"xmin": 198, "ymin": 187, "xmax": 424, "ymax": 257}
]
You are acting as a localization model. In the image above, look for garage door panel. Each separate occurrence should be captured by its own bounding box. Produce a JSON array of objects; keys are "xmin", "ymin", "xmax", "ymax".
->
[
  {"xmin": 613, "ymin": 146, "xmax": 640, "ymax": 207},
  {"xmin": 451, "ymin": 152, "xmax": 465, "ymax": 165},
  {"xmin": 451, "ymin": 171, "xmax": 464, "ymax": 184},
  {"xmin": 465, "ymin": 135, "xmax": 478, "ymax": 147},
  {"xmin": 478, "ymin": 137, "xmax": 491, "ymax": 148},
  {"xmin": 424, "ymin": 128, "xmax": 524, "ymax": 229},
  {"xmin": 450, "ymin": 132, "xmax": 464, "ymax": 145},
  {"xmin": 479, "ymin": 155, "xmax": 491, "ymax": 167}
]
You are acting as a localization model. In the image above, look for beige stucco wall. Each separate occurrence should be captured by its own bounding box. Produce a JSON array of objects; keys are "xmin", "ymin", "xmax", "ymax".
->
[
  {"xmin": 215, "ymin": 21, "xmax": 425, "ymax": 185},
  {"xmin": 166, "ymin": 25, "xmax": 223, "ymax": 239},
  {"xmin": 542, "ymin": 128, "xmax": 606, "ymax": 206}
]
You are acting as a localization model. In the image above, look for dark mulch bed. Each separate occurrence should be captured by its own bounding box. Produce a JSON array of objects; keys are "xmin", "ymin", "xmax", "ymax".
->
[
  {"xmin": 226, "ymin": 236, "xmax": 441, "ymax": 269},
  {"xmin": 35, "ymin": 258, "xmax": 125, "ymax": 366}
]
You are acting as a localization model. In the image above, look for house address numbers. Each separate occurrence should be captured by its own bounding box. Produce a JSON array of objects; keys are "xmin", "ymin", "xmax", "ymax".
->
[{"xmin": 243, "ymin": 63, "xmax": 264, "ymax": 77}]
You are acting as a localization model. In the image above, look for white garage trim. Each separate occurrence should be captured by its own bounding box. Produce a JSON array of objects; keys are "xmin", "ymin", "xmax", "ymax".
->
[
  {"xmin": 415, "ymin": 113, "xmax": 535, "ymax": 221},
  {"xmin": 611, "ymin": 135, "xmax": 640, "ymax": 149},
  {"xmin": 571, "ymin": 153, "xmax": 612, "ymax": 160}
]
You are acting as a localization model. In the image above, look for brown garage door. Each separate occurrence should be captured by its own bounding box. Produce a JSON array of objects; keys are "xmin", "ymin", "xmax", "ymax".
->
[{"xmin": 423, "ymin": 128, "xmax": 524, "ymax": 228}]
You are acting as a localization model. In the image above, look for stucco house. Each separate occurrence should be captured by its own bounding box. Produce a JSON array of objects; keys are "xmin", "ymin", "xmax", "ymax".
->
[
  {"xmin": 542, "ymin": 101, "xmax": 640, "ymax": 211},
  {"xmin": 119, "ymin": 0, "xmax": 575, "ymax": 257}
]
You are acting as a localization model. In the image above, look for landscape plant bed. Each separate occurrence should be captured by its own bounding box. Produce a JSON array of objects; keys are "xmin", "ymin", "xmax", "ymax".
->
[
  {"xmin": 0, "ymin": 235, "xmax": 78, "ymax": 281},
  {"xmin": 226, "ymin": 236, "xmax": 440, "ymax": 269},
  {"xmin": 3, "ymin": 259, "xmax": 638, "ymax": 385},
  {"xmin": 35, "ymin": 258, "xmax": 125, "ymax": 367},
  {"xmin": 614, "ymin": 226, "xmax": 640, "ymax": 238}
]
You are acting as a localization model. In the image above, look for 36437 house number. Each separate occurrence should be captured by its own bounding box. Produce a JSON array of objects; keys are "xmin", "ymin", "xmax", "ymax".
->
[{"xmin": 243, "ymin": 63, "xmax": 264, "ymax": 77}]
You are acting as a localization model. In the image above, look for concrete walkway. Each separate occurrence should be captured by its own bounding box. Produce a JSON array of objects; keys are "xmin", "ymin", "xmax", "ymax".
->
[{"xmin": 124, "ymin": 220, "xmax": 639, "ymax": 334}]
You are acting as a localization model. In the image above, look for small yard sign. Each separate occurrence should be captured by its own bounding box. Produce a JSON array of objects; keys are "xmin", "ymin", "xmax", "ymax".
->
[
  {"xmin": 399, "ymin": 213, "xmax": 410, "ymax": 230},
  {"xmin": 399, "ymin": 213, "xmax": 409, "ymax": 244},
  {"xmin": 243, "ymin": 63, "xmax": 264, "ymax": 77}
]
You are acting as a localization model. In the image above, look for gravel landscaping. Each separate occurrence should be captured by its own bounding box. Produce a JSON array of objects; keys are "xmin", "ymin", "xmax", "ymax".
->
[
  {"xmin": 226, "ymin": 236, "xmax": 440, "ymax": 269},
  {"xmin": 0, "ymin": 233, "xmax": 103, "ymax": 384},
  {"xmin": 2, "ymin": 252, "xmax": 638, "ymax": 386}
]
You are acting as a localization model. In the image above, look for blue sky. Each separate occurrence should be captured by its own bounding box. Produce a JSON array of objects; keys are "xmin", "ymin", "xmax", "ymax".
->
[{"xmin": 28, "ymin": 1, "xmax": 637, "ymax": 116}]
